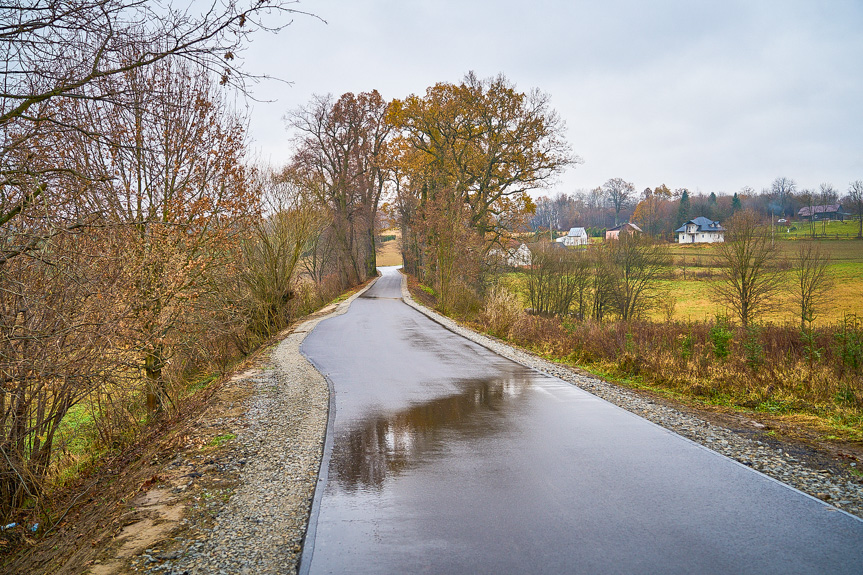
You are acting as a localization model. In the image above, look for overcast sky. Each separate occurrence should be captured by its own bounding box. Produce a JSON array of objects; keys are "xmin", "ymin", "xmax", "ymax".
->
[{"xmin": 239, "ymin": 0, "xmax": 863, "ymax": 197}]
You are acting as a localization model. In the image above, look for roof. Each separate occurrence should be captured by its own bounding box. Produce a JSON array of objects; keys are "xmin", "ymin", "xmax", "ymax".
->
[
  {"xmin": 607, "ymin": 222, "xmax": 643, "ymax": 232},
  {"xmin": 567, "ymin": 227, "xmax": 587, "ymax": 237},
  {"xmin": 675, "ymin": 217, "xmax": 725, "ymax": 233},
  {"xmin": 797, "ymin": 204, "xmax": 844, "ymax": 217}
]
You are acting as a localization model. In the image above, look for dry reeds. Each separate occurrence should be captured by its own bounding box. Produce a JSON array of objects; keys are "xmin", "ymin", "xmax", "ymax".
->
[{"xmin": 476, "ymin": 303, "xmax": 863, "ymax": 419}]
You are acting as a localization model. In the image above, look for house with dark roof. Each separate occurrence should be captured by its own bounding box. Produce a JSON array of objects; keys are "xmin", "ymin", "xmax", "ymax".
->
[
  {"xmin": 797, "ymin": 204, "xmax": 848, "ymax": 221},
  {"xmin": 675, "ymin": 217, "xmax": 725, "ymax": 244},
  {"xmin": 605, "ymin": 222, "xmax": 642, "ymax": 240}
]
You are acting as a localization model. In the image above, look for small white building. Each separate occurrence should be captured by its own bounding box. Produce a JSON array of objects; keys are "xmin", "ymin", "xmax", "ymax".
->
[
  {"xmin": 676, "ymin": 217, "xmax": 725, "ymax": 243},
  {"xmin": 555, "ymin": 227, "xmax": 589, "ymax": 246},
  {"xmin": 489, "ymin": 242, "xmax": 532, "ymax": 267},
  {"xmin": 505, "ymin": 243, "xmax": 532, "ymax": 267}
]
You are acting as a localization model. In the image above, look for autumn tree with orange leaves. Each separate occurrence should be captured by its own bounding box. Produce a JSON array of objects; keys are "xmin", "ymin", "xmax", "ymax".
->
[{"xmin": 388, "ymin": 72, "xmax": 575, "ymax": 308}]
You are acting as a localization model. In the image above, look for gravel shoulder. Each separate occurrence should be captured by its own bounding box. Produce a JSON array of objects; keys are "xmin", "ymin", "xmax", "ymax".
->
[
  {"xmin": 399, "ymin": 272, "xmax": 863, "ymax": 521},
  {"xmin": 58, "ymin": 281, "xmax": 377, "ymax": 575}
]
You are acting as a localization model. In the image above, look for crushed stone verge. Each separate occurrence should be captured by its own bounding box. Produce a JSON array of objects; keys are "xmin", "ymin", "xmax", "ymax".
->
[
  {"xmin": 399, "ymin": 273, "xmax": 863, "ymax": 521},
  {"xmin": 133, "ymin": 282, "xmax": 374, "ymax": 575}
]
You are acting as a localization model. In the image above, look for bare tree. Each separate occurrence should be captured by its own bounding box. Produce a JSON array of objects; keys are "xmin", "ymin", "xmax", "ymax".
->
[
  {"xmin": 239, "ymin": 168, "xmax": 328, "ymax": 338},
  {"xmin": 602, "ymin": 177, "xmax": 635, "ymax": 225},
  {"xmin": 847, "ymin": 180, "xmax": 863, "ymax": 239},
  {"xmin": 289, "ymin": 91, "xmax": 392, "ymax": 287},
  {"xmin": 798, "ymin": 188, "xmax": 817, "ymax": 238},
  {"xmin": 711, "ymin": 210, "xmax": 783, "ymax": 328},
  {"xmin": 817, "ymin": 183, "xmax": 838, "ymax": 235},
  {"xmin": 0, "ymin": 0, "xmax": 309, "ymax": 265},
  {"xmin": 770, "ymin": 176, "xmax": 796, "ymax": 218},
  {"xmin": 792, "ymin": 242, "xmax": 832, "ymax": 330},
  {"xmin": 599, "ymin": 233, "xmax": 670, "ymax": 321},
  {"xmin": 525, "ymin": 244, "xmax": 591, "ymax": 318}
]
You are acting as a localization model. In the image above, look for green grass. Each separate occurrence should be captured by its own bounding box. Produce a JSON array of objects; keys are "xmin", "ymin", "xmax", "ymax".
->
[
  {"xmin": 774, "ymin": 219, "xmax": 860, "ymax": 240},
  {"xmin": 50, "ymin": 403, "xmax": 114, "ymax": 489},
  {"xmin": 207, "ymin": 433, "xmax": 236, "ymax": 447}
]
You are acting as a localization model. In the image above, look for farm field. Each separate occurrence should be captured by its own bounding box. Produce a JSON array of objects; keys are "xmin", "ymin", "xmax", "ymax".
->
[
  {"xmin": 771, "ymin": 218, "xmax": 861, "ymax": 240},
  {"xmin": 375, "ymin": 228, "xmax": 403, "ymax": 267},
  {"xmin": 501, "ymin": 237, "xmax": 863, "ymax": 325},
  {"xmin": 662, "ymin": 238, "xmax": 863, "ymax": 324}
]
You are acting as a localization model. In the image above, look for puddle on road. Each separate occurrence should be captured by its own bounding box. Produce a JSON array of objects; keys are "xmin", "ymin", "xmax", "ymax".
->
[{"xmin": 330, "ymin": 372, "xmax": 537, "ymax": 493}]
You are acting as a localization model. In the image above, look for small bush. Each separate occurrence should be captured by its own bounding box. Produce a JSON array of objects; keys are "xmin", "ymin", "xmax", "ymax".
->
[
  {"xmin": 481, "ymin": 285, "xmax": 524, "ymax": 338},
  {"xmin": 743, "ymin": 325, "xmax": 764, "ymax": 369},
  {"xmin": 709, "ymin": 318, "xmax": 733, "ymax": 359},
  {"xmin": 680, "ymin": 332, "xmax": 694, "ymax": 360},
  {"xmin": 835, "ymin": 315, "xmax": 863, "ymax": 376}
]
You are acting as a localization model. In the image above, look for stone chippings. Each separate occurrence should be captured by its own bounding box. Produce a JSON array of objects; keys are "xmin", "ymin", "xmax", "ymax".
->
[
  {"xmin": 399, "ymin": 275, "xmax": 863, "ymax": 521},
  {"xmin": 146, "ymin": 289, "xmax": 368, "ymax": 575}
]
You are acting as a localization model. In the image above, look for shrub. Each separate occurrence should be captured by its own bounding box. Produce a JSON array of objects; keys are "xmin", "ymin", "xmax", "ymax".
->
[
  {"xmin": 481, "ymin": 285, "xmax": 525, "ymax": 338},
  {"xmin": 835, "ymin": 315, "xmax": 863, "ymax": 377},
  {"xmin": 709, "ymin": 317, "xmax": 733, "ymax": 359},
  {"xmin": 743, "ymin": 325, "xmax": 764, "ymax": 369}
]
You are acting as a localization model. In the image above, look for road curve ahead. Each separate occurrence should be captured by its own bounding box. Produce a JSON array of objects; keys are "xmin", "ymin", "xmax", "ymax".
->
[{"xmin": 300, "ymin": 267, "xmax": 863, "ymax": 575}]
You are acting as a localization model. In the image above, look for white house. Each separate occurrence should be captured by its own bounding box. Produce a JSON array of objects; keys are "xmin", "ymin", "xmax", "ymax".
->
[
  {"xmin": 675, "ymin": 217, "xmax": 725, "ymax": 243},
  {"xmin": 504, "ymin": 243, "xmax": 532, "ymax": 267},
  {"xmin": 489, "ymin": 242, "xmax": 532, "ymax": 267},
  {"xmin": 555, "ymin": 227, "xmax": 589, "ymax": 246}
]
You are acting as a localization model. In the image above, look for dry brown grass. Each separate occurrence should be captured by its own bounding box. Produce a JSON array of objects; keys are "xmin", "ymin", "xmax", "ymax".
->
[
  {"xmin": 375, "ymin": 228, "xmax": 403, "ymax": 267},
  {"xmin": 464, "ymin": 289, "xmax": 863, "ymax": 441},
  {"xmin": 633, "ymin": 239, "xmax": 863, "ymax": 324}
]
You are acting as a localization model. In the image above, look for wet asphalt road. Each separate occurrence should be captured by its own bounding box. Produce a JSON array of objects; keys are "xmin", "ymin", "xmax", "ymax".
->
[{"xmin": 300, "ymin": 267, "xmax": 863, "ymax": 574}]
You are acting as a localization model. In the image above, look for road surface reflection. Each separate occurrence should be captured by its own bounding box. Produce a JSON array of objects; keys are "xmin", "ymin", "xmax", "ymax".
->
[{"xmin": 330, "ymin": 374, "xmax": 533, "ymax": 492}]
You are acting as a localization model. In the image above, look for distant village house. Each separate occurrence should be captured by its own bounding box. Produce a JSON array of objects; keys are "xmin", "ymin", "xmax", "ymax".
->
[
  {"xmin": 555, "ymin": 227, "xmax": 589, "ymax": 246},
  {"xmin": 676, "ymin": 217, "xmax": 725, "ymax": 243},
  {"xmin": 489, "ymin": 242, "xmax": 532, "ymax": 267},
  {"xmin": 605, "ymin": 222, "xmax": 642, "ymax": 240},
  {"xmin": 797, "ymin": 204, "xmax": 848, "ymax": 221}
]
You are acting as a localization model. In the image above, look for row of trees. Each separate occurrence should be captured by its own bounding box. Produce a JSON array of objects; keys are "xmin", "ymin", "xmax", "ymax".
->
[
  {"xmin": 525, "ymin": 235, "xmax": 669, "ymax": 322},
  {"xmin": 1, "ymin": 34, "xmax": 582, "ymax": 516},
  {"xmin": 0, "ymin": 1, "xmax": 347, "ymax": 521},
  {"xmin": 531, "ymin": 177, "xmax": 863, "ymax": 239}
]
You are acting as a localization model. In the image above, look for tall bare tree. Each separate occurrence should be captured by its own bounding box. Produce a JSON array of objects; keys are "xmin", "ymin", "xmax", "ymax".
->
[
  {"xmin": 770, "ymin": 176, "xmax": 796, "ymax": 218},
  {"xmin": 289, "ymin": 91, "xmax": 392, "ymax": 287},
  {"xmin": 0, "ymin": 0, "xmax": 307, "ymax": 265},
  {"xmin": 602, "ymin": 178, "xmax": 635, "ymax": 226},
  {"xmin": 792, "ymin": 242, "xmax": 832, "ymax": 330},
  {"xmin": 711, "ymin": 210, "xmax": 782, "ymax": 328},
  {"xmin": 599, "ymin": 233, "xmax": 670, "ymax": 321}
]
